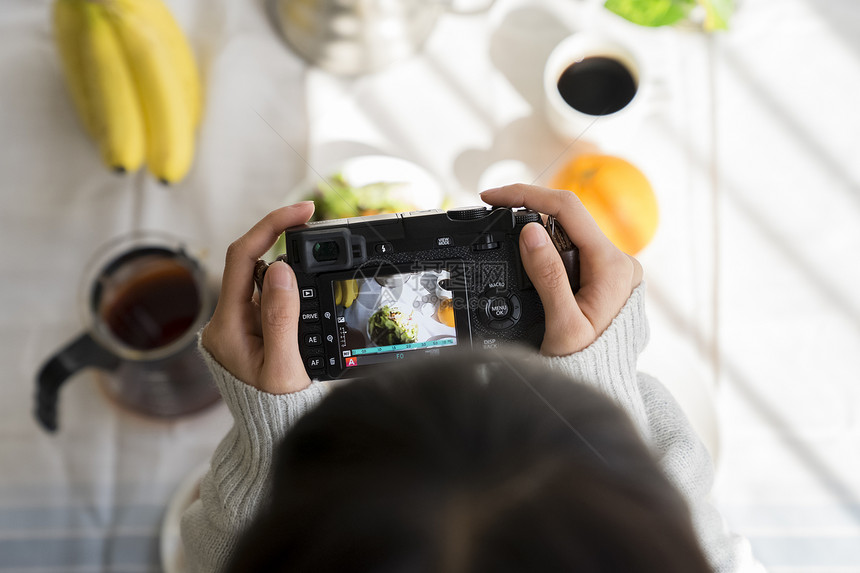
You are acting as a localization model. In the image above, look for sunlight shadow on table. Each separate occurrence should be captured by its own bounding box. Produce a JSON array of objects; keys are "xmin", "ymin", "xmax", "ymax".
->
[
  {"xmin": 805, "ymin": 0, "xmax": 860, "ymax": 62},
  {"xmin": 656, "ymin": 115, "xmax": 860, "ymax": 340},
  {"xmin": 720, "ymin": 49, "xmax": 860, "ymax": 211},
  {"xmin": 450, "ymin": 5, "xmax": 596, "ymax": 192},
  {"xmin": 648, "ymin": 282, "xmax": 860, "ymax": 526}
]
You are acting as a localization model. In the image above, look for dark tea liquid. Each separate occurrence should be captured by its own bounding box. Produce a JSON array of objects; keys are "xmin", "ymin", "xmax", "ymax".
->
[
  {"xmin": 100, "ymin": 258, "xmax": 201, "ymax": 351},
  {"xmin": 557, "ymin": 56, "xmax": 637, "ymax": 116}
]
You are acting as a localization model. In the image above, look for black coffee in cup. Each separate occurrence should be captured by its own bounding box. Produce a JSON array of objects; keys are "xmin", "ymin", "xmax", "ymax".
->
[{"xmin": 556, "ymin": 56, "xmax": 637, "ymax": 116}]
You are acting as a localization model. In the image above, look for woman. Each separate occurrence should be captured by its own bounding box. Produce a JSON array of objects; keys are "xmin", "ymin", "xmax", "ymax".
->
[{"xmin": 181, "ymin": 184, "xmax": 765, "ymax": 572}]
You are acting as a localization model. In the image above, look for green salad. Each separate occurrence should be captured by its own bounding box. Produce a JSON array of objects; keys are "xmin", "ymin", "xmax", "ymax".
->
[
  {"xmin": 305, "ymin": 173, "xmax": 416, "ymax": 221},
  {"xmin": 368, "ymin": 305, "xmax": 418, "ymax": 347},
  {"xmin": 268, "ymin": 173, "xmax": 418, "ymax": 261}
]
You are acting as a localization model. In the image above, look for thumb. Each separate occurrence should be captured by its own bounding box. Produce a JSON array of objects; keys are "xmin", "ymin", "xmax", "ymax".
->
[
  {"xmin": 260, "ymin": 261, "xmax": 311, "ymax": 393},
  {"xmin": 519, "ymin": 223, "xmax": 589, "ymax": 356}
]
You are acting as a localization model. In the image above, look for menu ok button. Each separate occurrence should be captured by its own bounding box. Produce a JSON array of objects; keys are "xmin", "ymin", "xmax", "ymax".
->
[
  {"xmin": 489, "ymin": 297, "xmax": 510, "ymax": 319},
  {"xmin": 301, "ymin": 310, "xmax": 320, "ymax": 323}
]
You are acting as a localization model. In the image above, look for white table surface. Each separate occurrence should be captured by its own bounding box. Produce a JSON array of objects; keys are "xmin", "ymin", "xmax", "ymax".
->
[{"xmin": 2, "ymin": 0, "xmax": 860, "ymax": 571}]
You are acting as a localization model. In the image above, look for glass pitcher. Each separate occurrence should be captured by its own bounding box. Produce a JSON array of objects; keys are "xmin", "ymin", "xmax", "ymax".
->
[{"xmin": 35, "ymin": 232, "xmax": 220, "ymax": 432}]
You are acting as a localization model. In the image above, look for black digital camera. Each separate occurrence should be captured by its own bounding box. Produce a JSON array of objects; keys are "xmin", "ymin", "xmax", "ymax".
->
[{"xmin": 255, "ymin": 207, "xmax": 579, "ymax": 381}]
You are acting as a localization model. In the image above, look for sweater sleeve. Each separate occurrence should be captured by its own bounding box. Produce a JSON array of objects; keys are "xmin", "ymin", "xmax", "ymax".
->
[
  {"xmin": 541, "ymin": 282, "xmax": 651, "ymax": 441},
  {"xmin": 180, "ymin": 339, "xmax": 331, "ymax": 573},
  {"xmin": 540, "ymin": 283, "xmax": 765, "ymax": 572},
  {"xmin": 639, "ymin": 373, "xmax": 766, "ymax": 573}
]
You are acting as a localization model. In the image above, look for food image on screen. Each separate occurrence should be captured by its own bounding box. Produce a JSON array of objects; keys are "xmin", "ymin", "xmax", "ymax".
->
[
  {"xmin": 333, "ymin": 270, "xmax": 457, "ymax": 368},
  {"xmin": 368, "ymin": 305, "xmax": 418, "ymax": 346}
]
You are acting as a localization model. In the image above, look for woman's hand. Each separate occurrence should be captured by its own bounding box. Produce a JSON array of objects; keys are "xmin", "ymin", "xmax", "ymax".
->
[
  {"xmin": 481, "ymin": 184, "xmax": 643, "ymax": 357},
  {"xmin": 201, "ymin": 202, "xmax": 316, "ymax": 395}
]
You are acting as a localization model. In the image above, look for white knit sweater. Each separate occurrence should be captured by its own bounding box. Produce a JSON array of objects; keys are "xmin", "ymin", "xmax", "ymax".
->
[{"xmin": 181, "ymin": 284, "xmax": 765, "ymax": 572}]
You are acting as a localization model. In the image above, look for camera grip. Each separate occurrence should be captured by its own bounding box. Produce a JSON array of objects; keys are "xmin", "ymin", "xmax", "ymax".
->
[
  {"xmin": 253, "ymin": 256, "xmax": 288, "ymax": 294},
  {"xmin": 545, "ymin": 216, "xmax": 580, "ymax": 293}
]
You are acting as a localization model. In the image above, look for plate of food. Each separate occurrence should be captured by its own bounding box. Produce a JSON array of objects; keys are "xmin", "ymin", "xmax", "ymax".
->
[
  {"xmin": 266, "ymin": 155, "xmax": 445, "ymax": 262},
  {"xmin": 296, "ymin": 155, "xmax": 444, "ymax": 221}
]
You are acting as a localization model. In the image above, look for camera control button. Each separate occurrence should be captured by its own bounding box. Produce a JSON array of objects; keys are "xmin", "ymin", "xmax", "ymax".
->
[
  {"xmin": 374, "ymin": 242, "xmax": 394, "ymax": 255},
  {"xmin": 514, "ymin": 210, "xmax": 542, "ymax": 225},
  {"xmin": 490, "ymin": 318, "xmax": 515, "ymax": 330},
  {"xmin": 447, "ymin": 206, "xmax": 489, "ymax": 221},
  {"xmin": 472, "ymin": 234, "xmax": 500, "ymax": 251},
  {"xmin": 306, "ymin": 356, "xmax": 325, "ymax": 370},
  {"xmin": 488, "ymin": 297, "xmax": 510, "ymax": 319},
  {"xmin": 305, "ymin": 333, "xmax": 322, "ymax": 347},
  {"xmin": 478, "ymin": 292, "xmax": 522, "ymax": 331},
  {"xmin": 510, "ymin": 294, "xmax": 522, "ymax": 320},
  {"xmin": 301, "ymin": 287, "xmax": 316, "ymax": 299},
  {"xmin": 301, "ymin": 310, "xmax": 320, "ymax": 323}
]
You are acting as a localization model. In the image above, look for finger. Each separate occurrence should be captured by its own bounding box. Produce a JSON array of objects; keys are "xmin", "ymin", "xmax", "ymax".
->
[
  {"xmin": 219, "ymin": 202, "xmax": 315, "ymax": 319},
  {"xmin": 259, "ymin": 261, "xmax": 311, "ymax": 394},
  {"xmin": 628, "ymin": 254, "xmax": 644, "ymax": 287},
  {"xmin": 519, "ymin": 223, "xmax": 589, "ymax": 355},
  {"xmin": 481, "ymin": 184, "xmax": 613, "ymax": 258}
]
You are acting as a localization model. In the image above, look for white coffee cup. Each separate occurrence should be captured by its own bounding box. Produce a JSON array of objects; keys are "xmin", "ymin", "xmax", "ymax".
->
[{"xmin": 543, "ymin": 33, "xmax": 646, "ymax": 145}]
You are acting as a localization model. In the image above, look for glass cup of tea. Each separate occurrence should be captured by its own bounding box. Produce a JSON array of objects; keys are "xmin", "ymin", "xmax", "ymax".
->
[
  {"xmin": 543, "ymin": 33, "xmax": 646, "ymax": 145},
  {"xmin": 35, "ymin": 233, "xmax": 220, "ymax": 432}
]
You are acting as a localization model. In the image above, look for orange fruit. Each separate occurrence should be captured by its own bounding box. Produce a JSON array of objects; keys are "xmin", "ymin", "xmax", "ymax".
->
[
  {"xmin": 549, "ymin": 154, "xmax": 658, "ymax": 256},
  {"xmin": 437, "ymin": 298, "xmax": 456, "ymax": 327}
]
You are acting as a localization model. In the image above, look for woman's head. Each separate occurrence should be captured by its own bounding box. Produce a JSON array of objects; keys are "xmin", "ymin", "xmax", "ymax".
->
[{"xmin": 228, "ymin": 350, "xmax": 712, "ymax": 573}]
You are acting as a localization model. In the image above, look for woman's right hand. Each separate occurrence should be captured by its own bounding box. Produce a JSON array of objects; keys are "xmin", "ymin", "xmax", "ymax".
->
[
  {"xmin": 201, "ymin": 202, "xmax": 316, "ymax": 395},
  {"xmin": 481, "ymin": 184, "xmax": 643, "ymax": 357}
]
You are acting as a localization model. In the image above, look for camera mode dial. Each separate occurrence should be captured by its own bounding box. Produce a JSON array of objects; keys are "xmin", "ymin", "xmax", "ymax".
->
[
  {"xmin": 447, "ymin": 206, "xmax": 489, "ymax": 221},
  {"xmin": 514, "ymin": 209, "xmax": 542, "ymax": 225}
]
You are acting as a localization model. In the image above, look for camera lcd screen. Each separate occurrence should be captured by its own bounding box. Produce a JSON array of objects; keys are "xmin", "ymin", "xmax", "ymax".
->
[{"xmin": 332, "ymin": 269, "xmax": 459, "ymax": 369}]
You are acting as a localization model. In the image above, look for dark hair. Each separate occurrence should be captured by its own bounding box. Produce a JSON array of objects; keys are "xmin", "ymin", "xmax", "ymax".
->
[{"xmin": 228, "ymin": 349, "xmax": 712, "ymax": 573}]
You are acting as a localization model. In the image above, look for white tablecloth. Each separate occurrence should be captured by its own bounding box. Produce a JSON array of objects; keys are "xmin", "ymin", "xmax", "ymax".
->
[{"xmin": 2, "ymin": 0, "xmax": 860, "ymax": 570}]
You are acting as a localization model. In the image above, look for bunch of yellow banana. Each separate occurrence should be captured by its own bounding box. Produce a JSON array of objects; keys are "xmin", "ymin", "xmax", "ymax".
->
[
  {"xmin": 53, "ymin": 0, "xmax": 201, "ymax": 184},
  {"xmin": 334, "ymin": 280, "xmax": 360, "ymax": 308}
]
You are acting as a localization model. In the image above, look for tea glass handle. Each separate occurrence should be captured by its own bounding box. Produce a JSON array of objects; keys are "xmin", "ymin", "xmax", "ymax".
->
[{"xmin": 35, "ymin": 333, "xmax": 120, "ymax": 432}]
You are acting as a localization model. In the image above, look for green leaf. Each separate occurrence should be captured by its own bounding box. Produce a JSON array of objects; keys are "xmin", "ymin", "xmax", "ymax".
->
[
  {"xmin": 604, "ymin": 0, "xmax": 695, "ymax": 27},
  {"xmin": 700, "ymin": 0, "xmax": 734, "ymax": 31}
]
